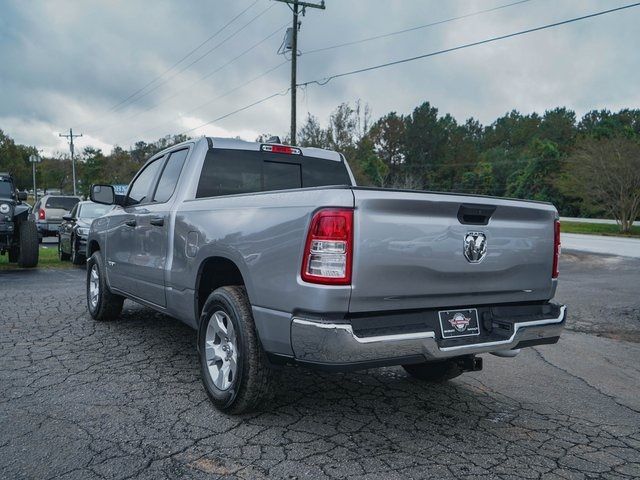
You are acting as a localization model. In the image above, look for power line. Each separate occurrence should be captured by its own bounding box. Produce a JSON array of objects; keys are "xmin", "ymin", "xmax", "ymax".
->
[
  {"xmin": 302, "ymin": 0, "xmax": 531, "ymax": 56},
  {"xmin": 117, "ymin": 2, "xmax": 640, "ymax": 147},
  {"xmin": 110, "ymin": 2, "xmax": 277, "ymax": 114},
  {"xmin": 83, "ymin": 0, "xmax": 263, "ymax": 125},
  {"xmin": 298, "ymin": 2, "xmax": 640, "ymax": 88},
  {"xmin": 118, "ymin": 60, "xmax": 289, "ymax": 145},
  {"xmin": 178, "ymin": 88, "xmax": 291, "ymax": 137},
  {"xmin": 101, "ymin": 23, "xmax": 288, "ymax": 137}
]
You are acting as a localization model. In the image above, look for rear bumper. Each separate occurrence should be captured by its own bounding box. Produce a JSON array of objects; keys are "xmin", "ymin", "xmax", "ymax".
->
[
  {"xmin": 291, "ymin": 304, "xmax": 566, "ymax": 368},
  {"xmin": 36, "ymin": 221, "xmax": 60, "ymax": 235}
]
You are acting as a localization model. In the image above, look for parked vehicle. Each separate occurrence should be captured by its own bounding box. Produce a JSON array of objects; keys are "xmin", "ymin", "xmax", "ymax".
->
[
  {"xmin": 0, "ymin": 172, "xmax": 39, "ymax": 267},
  {"xmin": 33, "ymin": 195, "xmax": 81, "ymax": 241},
  {"xmin": 86, "ymin": 137, "xmax": 566, "ymax": 414},
  {"xmin": 58, "ymin": 201, "xmax": 113, "ymax": 265}
]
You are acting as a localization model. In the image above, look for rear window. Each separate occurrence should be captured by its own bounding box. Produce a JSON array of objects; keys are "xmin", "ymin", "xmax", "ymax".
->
[
  {"xmin": 196, "ymin": 149, "xmax": 351, "ymax": 198},
  {"xmin": 45, "ymin": 197, "xmax": 79, "ymax": 210}
]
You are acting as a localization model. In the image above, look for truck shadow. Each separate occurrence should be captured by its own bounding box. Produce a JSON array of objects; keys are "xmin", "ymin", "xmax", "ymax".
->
[{"xmin": 117, "ymin": 302, "xmax": 518, "ymax": 431}]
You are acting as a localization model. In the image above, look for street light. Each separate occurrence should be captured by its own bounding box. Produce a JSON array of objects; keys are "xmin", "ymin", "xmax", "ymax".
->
[{"xmin": 29, "ymin": 154, "xmax": 41, "ymax": 203}]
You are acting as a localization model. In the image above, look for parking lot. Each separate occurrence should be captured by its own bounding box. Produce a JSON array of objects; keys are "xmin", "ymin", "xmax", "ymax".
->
[{"xmin": 1, "ymin": 251, "xmax": 639, "ymax": 480}]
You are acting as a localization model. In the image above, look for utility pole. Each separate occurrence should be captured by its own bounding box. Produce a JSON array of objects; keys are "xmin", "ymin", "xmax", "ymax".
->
[
  {"xmin": 274, "ymin": 0, "xmax": 325, "ymax": 145},
  {"xmin": 29, "ymin": 154, "xmax": 41, "ymax": 203},
  {"xmin": 59, "ymin": 128, "xmax": 83, "ymax": 196}
]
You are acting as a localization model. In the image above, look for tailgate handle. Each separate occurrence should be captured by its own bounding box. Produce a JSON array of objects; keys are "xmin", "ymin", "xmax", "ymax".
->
[{"xmin": 457, "ymin": 204, "xmax": 496, "ymax": 226}]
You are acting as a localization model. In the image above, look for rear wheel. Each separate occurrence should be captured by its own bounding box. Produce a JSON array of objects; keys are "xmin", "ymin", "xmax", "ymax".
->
[
  {"xmin": 17, "ymin": 220, "xmax": 39, "ymax": 268},
  {"xmin": 8, "ymin": 247, "xmax": 18, "ymax": 263},
  {"xmin": 86, "ymin": 251, "xmax": 124, "ymax": 321},
  {"xmin": 402, "ymin": 359, "xmax": 464, "ymax": 382},
  {"xmin": 198, "ymin": 286, "xmax": 273, "ymax": 414}
]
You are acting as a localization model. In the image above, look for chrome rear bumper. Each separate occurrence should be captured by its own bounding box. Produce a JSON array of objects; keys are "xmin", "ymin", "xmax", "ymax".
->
[{"xmin": 291, "ymin": 305, "xmax": 566, "ymax": 365}]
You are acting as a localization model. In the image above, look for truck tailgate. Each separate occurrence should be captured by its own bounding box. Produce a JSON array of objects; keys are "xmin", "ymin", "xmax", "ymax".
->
[{"xmin": 350, "ymin": 188, "xmax": 558, "ymax": 313}]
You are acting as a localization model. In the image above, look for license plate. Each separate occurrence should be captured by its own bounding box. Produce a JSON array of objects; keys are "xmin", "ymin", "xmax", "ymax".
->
[{"xmin": 439, "ymin": 308, "xmax": 480, "ymax": 338}]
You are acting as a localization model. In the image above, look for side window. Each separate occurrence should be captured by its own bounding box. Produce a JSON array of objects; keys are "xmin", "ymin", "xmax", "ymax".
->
[
  {"xmin": 70, "ymin": 204, "xmax": 78, "ymax": 217},
  {"xmin": 126, "ymin": 158, "xmax": 163, "ymax": 206},
  {"xmin": 153, "ymin": 149, "xmax": 188, "ymax": 203},
  {"xmin": 196, "ymin": 150, "xmax": 261, "ymax": 198}
]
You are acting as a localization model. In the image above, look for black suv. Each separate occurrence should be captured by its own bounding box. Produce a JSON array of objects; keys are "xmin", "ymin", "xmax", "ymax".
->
[{"xmin": 0, "ymin": 173, "xmax": 39, "ymax": 267}]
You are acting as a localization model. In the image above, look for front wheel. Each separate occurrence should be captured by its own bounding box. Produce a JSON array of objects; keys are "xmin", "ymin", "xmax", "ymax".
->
[
  {"xmin": 86, "ymin": 251, "xmax": 124, "ymax": 321},
  {"xmin": 58, "ymin": 235, "xmax": 70, "ymax": 261},
  {"xmin": 198, "ymin": 286, "xmax": 273, "ymax": 414},
  {"xmin": 71, "ymin": 236, "xmax": 84, "ymax": 265},
  {"xmin": 402, "ymin": 359, "xmax": 464, "ymax": 382}
]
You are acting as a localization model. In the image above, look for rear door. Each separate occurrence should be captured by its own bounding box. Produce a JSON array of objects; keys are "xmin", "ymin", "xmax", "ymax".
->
[{"xmin": 350, "ymin": 188, "xmax": 558, "ymax": 313}]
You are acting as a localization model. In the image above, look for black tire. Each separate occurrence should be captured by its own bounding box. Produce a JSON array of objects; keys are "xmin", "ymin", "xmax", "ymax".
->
[
  {"xmin": 402, "ymin": 359, "xmax": 464, "ymax": 382},
  {"xmin": 86, "ymin": 251, "xmax": 124, "ymax": 321},
  {"xmin": 58, "ymin": 235, "xmax": 71, "ymax": 261},
  {"xmin": 198, "ymin": 286, "xmax": 273, "ymax": 414},
  {"xmin": 8, "ymin": 247, "xmax": 18, "ymax": 263},
  {"xmin": 17, "ymin": 220, "xmax": 39, "ymax": 268},
  {"xmin": 71, "ymin": 235, "xmax": 84, "ymax": 265}
]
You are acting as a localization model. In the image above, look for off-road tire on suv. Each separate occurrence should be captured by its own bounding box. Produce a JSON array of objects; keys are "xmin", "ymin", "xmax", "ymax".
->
[
  {"xmin": 86, "ymin": 251, "xmax": 124, "ymax": 321},
  {"xmin": 17, "ymin": 220, "xmax": 39, "ymax": 268},
  {"xmin": 402, "ymin": 359, "xmax": 464, "ymax": 382},
  {"xmin": 198, "ymin": 286, "xmax": 273, "ymax": 414},
  {"xmin": 58, "ymin": 235, "xmax": 70, "ymax": 261},
  {"xmin": 8, "ymin": 247, "xmax": 18, "ymax": 263}
]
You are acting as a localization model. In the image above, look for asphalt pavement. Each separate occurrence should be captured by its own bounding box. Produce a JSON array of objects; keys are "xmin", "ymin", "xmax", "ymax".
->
[{"xmin": 1, "ymin": 254, "xmax": 639, "ymax": 480}]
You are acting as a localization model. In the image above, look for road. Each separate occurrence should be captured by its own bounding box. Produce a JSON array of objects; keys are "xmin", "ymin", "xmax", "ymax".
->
[
  {"xmin": 562, "ymin": 232, "xmax": 640, "ymax": 258},
  {"xmin": 1, "ymin": 255, "xmax": 639, "ymax": 480},
  {"xmin": 560, "ymin": 217, "xmax": 618, "ymax": 225}
]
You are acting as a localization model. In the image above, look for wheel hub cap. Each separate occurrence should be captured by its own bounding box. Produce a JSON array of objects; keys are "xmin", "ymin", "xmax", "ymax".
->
[
  {"xmin": 204, "ymin": 310, "xmax": 238, "ymax": 391},
  {"xmin": 89, "ymin": 265, "xmax": 99, "ymax": 309}
]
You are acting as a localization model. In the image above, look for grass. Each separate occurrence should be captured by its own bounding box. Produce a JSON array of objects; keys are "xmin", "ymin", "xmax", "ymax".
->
[
  {"xmin": 0, "ymin": 244, "xmax": 75, "ymax": 270},
  {"xmin": 562, "ymin": 221, "xmax": 640, "ymax": 238}
]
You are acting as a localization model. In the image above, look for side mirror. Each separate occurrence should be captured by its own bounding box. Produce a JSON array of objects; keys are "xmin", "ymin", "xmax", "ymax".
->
[
  {"xmin": 90, "ymin": 184, "xmax": 116, "ymax": 205},
  {"xmin": 18, "ymin": 191, "xmax": 28, "ymax": 201},
  {"xmin": 63, "ymin": 214, "xmax": 74, "ymax": 222}
]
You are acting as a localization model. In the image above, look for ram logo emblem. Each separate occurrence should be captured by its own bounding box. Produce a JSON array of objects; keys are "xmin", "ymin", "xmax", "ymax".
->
[{"xmin": 464, "ymin": 232, "xmax": 487, "ymax": 263}]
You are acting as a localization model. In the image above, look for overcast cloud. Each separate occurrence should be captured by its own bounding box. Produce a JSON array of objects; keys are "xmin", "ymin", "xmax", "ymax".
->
[{"xmin": 1, "ymin": 0, "xmax": 639, "ymax": 156}]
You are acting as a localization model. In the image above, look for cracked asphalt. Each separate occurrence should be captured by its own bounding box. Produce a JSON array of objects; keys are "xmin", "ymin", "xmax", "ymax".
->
[{"xmin": 1, "ymin": 252, "xmax": 639, "ymax": 479}]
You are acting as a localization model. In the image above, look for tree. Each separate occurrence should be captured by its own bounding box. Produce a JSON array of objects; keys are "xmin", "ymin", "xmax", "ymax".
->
[
  {"xmin": 297, "ymin": 114, "xmax": 328, "ymax": 148},
  {"xmin": 368, "ymin": 112, "xmax": 406, "ymax": 185},
  {"xmin": 561, "ymin": 136, "xmax": 640, "ymax": 232}
]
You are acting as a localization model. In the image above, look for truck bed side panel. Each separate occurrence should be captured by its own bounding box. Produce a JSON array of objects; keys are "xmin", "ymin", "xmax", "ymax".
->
[{"xmin": 168, "ymin": 188, "xmax": 354, "ymax": 352}]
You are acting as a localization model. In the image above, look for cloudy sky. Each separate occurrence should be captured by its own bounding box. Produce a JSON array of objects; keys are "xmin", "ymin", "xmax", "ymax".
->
[{"xmin": 1, "ymin": 0, "xmax": 639, "ymax": 155}]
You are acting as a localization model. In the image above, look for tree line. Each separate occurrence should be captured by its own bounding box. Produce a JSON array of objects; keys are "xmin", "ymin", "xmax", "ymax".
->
[{"xmin": 1, "ymin": 100, "xmax": 639, "ymax": 231}]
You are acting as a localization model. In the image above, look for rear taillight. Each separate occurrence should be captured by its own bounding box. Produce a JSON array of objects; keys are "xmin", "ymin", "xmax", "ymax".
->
[
  {"xmin": 552, "ymin": 220, "xmax": 561, "ymax": 278},
  {"xmin": 38, "ymin": 208, "xmax": 45, "ymax": 220},
  {"xmin": 301, "ymin": 208, "xmax": 353, "ymax": 285}
]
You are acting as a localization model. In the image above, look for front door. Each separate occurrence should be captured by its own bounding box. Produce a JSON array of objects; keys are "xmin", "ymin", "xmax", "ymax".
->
[{"xmin": 105, "ymin": 156, "xmax": 165, "ymax": 305}]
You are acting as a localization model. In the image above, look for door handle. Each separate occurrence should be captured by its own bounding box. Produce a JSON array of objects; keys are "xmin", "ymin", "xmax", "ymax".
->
[
  {"xmin": 149, "ymin": 217, "xmax": 165, "ymax": 227},
  {"xmin": 125, "ymin": 219, "xmax": 137, "ymax": 227}
]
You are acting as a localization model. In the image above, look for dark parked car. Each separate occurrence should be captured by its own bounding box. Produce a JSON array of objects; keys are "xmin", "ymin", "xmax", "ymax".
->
[{"xmin": 58, "ymin": 201, "xmax": 112, "ymax": 264}]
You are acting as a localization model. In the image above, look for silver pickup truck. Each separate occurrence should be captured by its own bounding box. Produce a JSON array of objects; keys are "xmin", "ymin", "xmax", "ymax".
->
[{"xmin": 87, "ymin": 137, "xmax": 566, "ymax": 413}]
